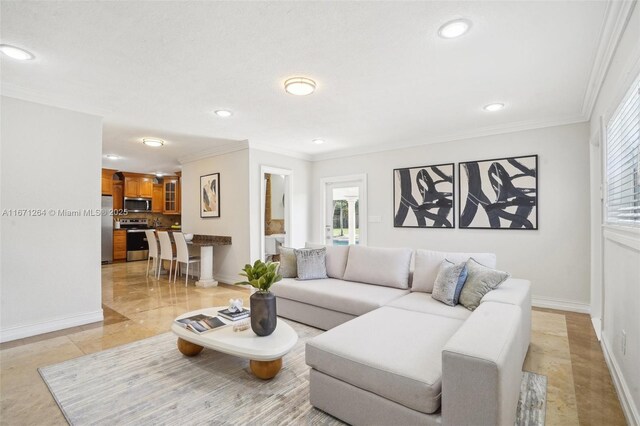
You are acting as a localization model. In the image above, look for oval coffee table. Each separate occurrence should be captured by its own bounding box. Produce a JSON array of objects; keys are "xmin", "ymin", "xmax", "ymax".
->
[{"xmin": 171, "ymin": 307, "xmax": 298, "ymax": 379}]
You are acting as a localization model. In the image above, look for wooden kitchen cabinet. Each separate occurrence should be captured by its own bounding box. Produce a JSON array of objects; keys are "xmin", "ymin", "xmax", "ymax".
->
[
  {"xmin": 113, "ymin": 181, "xmax": 124, "ymax": 211},
  {"xmin": 101, "ymin": 168, "xmax": 117, "ymax": 195},
  {"xmin": 163, "ymin": 177, "xmax": 181, "ymax": 215},
  {"xmin": 124, "ymin": 177, "xmax": 139, "ymax": 198},
  {"xmin": 122, "ymin": 173, "xmax": 154, "ymax": 198},
  {"xmin": 113, "ymin": 229, "xmax": 127, "ymax": 261},
  {"xmin": 152, "ymin": 184, "xmax": 163, "ymax": 213}
]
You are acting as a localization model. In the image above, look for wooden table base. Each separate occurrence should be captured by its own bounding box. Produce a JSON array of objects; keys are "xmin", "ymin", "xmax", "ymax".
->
[
  {"xmin": 177, "ymin": 338, "xmax": 204, "ymax": 356},
  {"xmin": 249, "ymin": 358, "xmax": 282, "ymax": 380}
]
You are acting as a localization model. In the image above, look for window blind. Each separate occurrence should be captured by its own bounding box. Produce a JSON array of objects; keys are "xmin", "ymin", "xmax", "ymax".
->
[{"xmin": 606, "ymin": 75, "xmax": 640, "ymax": 225}]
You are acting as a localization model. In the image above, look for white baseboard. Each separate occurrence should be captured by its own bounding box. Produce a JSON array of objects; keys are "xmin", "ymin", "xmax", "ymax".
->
[
  {"xmin": 0, "ymin": 309, "xmax": 104, "ymax": 343},
  {"xmin": 601, "ymin": 336, "xmax": 640, "ymax": 426},
  {"xmin": 591, "ymin": 316, "xmax": 602, "ymax": 341},
  {"xmin": 214, "ymin": 274, "xmax": 242, "ymax": 286},
  {"xmin": 531, "ymin": 296, "xmax": 590, "ymax": 314}
]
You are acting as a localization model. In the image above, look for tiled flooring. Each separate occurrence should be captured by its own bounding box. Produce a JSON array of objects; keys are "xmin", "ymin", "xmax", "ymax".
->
[{"xmin": 0, "ymin": 261, "xmax": 627, "ymax": 425}]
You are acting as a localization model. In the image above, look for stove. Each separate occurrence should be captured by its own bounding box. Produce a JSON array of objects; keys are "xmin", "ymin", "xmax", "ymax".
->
[{"xmin": 119, "ymin": 218, "xmax": 155, "ymax": 261}]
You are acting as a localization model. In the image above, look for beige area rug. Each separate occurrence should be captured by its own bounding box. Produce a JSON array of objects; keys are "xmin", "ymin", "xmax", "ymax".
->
[{"xmin": 39, "ymin": 320, "xmax": 545, "ymax": 425}]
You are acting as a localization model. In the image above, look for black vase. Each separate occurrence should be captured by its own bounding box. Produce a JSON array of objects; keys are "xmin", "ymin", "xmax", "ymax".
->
[{"xmin": 250, "ymin": 291, "xmax": 277, "ymax": 336}]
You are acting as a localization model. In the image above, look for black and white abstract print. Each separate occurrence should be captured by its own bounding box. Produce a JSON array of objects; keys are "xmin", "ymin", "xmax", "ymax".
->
[
  {"xmin": 394, "ymin": 163, "xmax": 454, "ymax": 228},
  {"xmin": 459, "ymin": 155, "xmax": 538, "ymax": 229}
]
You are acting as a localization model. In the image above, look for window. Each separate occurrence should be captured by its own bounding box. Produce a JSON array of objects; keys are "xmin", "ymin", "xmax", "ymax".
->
[{"xmin": 606, "ymin": 75, "xmax": 640, "ymax": 225}]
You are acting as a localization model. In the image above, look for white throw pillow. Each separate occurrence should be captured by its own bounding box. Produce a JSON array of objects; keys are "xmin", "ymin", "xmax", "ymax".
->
[
  {"xmin": 342, "ymin": 245, "xmax": 413, "ymax": 289},
  {"xmin": 305, "ymin": 243, "xmax": 350, "ymax": 279},
  {"xmin": 412, "ymin": 250, "xmax": 496, "ymax": 293}
]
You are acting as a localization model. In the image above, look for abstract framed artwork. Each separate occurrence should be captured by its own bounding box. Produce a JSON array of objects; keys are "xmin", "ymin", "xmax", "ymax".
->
[
  {"xmin": 459, "ymin": 155, "xmax": 538, "ymax": 230},
  {"xmin": 393, "ymin": 163, "xmax": 455, "ymax": 228},
  {"xmin": 200, "ymin": 173, "xmax": 220, "ymax": 218}
]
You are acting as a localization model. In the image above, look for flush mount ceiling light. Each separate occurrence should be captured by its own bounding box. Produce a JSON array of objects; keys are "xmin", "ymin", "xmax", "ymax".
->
[
  {"xmin": 438, "ymin": 19, "xmax": 472, "ymax": 39},
  {"xmin": 214, "ymin": 110, "xmax": 233, "ymax": 117},
  {"xmin": 312, "ymin": 139, "xmax": 325, "ymax": 145},
  {"xmin": 483, "ymin": 103, "xmax": 505, "ymax": 112},
  {"xmin": 156, "ymin": 172, "xmax": 164, "ymax": 177},
  {"xmin": 142, "ymin": 138, "xmax": 164, "ymax": 147},
  {"xmin": 284, "ymin": 77, "xmax": 316, "ymax": 96},
  {"xmin": 105, "ymin": 154, "xmax": 120, "ymax": 160},
  {"xmin": 0, "ymin": 44, "xmax": 35, "ymax": 61}
]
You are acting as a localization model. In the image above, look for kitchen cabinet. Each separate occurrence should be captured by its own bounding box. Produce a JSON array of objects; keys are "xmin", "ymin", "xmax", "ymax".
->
[
  {"xmin": 101, "ymin": 168, "xmax": 117, "ymax": 195},
  {"xmin": 163, "ymin": 176, "xmax": 181, "ymax": 215},
  {"xmin": 152, "ymin": 184, "xmax": 163, "ymax": 213},
  {"xmin": 123, "ymin": 173, "xmax": 154, "ymax": 198},
  {"xmin": 113, "ymin": 181, "xmax": 124, "ymax": 211},
  {"xmin": 113, "ymin": 229, "xmax": 127, "ymax": 261}
]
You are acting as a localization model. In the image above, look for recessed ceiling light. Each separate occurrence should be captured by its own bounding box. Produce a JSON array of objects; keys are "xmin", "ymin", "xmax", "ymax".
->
[
  {"xmin": 142, "ymin": 138, "xmax": 164, "ymax": 147},
  {"xmin": 214, "ymin": 110, "xmax": 233, "ymax": 117},
  {"xmin": 105, "ymin": 154, "xmax": 120, "ymax": 160},
  {"xmin": 438, "ymin": 19, "xmax": 472, "ymax": 39},
  {"xmin": 0, "ymin": 44, "xmax": 35, "ymax": 61},
  {"xmin": 312, "ymin": 139, "xmax": 325, "ymax": 145},
  {"xmin": 284, "ymin": 77, "xmax": 317, "ymax": 96},
  {"xmin": 156, "ymin": 172, "xmax": 164, "ymax": 177},
  {"xmin": 483, "ymin": 103, "xmax": 505, "ymax": 112}
]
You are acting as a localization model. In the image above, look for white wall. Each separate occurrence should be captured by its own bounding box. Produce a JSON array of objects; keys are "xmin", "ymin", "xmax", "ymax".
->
[
  {"xmin": 249, "ymin": 149, "xmax": 311, "ymax": 260},
  {"xmin": 0, "ymin": 97, "xmax": 103, "ymax": 342},
  {"xmin": 311, "ymin": 123, "xmax": 591, "ymax": 309},
  {"xmin": 181, "ymin": 148, "xmax": 251, "ymax": 284},
  {"xmin": 589, "ymin": 4, "xmax": 640, "ymax": 423}
]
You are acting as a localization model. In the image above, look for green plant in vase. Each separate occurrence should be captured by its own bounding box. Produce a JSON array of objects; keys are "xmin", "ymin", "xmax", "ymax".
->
[{"xmin": 235, "ymin": 260, "xmax": 282, "ymax": 336}]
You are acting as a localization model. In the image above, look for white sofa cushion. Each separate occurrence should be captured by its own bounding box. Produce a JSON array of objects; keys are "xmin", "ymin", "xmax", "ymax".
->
[
  {"xmin": 305, "ymin": 243, "xmax": 350, "ymax": 279},
  {"xmin": 271, "ymin": 278, "xmax": 408, "ymax": 316},
  {"xmin": 385, "ymin": 292, "xmax": 472, "ymax": 320},
  {"xmin": 343, "ymin": 245, "xmax": 413, "ymax": 289},
  {"xmin": 306, "ymin": 306, "xmax": 464, "ymax": 414},
  {"xmin": 412, "ymin": 250, "xmax": 496, "ymax": 293}
]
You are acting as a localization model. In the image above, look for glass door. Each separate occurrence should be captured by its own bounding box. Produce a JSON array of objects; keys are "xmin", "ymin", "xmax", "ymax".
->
[{"xmin": 325, "ymin": 182, "xmax": 363, "ymax": 246}]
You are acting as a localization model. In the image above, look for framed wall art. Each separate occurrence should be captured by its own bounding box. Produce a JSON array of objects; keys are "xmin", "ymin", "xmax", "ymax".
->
[
  {"xmin": 459, "ymin": 155, "xmax": 538, "ymax": 229},
  {"xmin": 393, "ymin": 163, "xmax": 455, "ymax": 228},
  {"xmin": 200, "ymin": 173, "xmax": 220, "ymax": 218}
]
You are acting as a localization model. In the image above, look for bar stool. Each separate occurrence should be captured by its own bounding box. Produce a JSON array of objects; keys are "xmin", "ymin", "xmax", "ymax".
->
[
  {"xmin": 173, "ymin": 232, "xmax": 201, "ymax": 286},
  {"xmin": 157, "ymin": 231, "xmax": 176, "ymax": 280},
  {"xmin": 144, "ymin": 229, "xmax": 160, "ymax": 277}
]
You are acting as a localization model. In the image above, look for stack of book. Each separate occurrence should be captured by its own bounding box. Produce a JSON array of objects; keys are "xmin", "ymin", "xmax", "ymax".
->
[
  {"xmin": 218, "ymin": 308, "xmax": 250, "ymax": 321},
  {"xmin": 175, "ymin": 314, "xmax": 226, "ymax": 334}
]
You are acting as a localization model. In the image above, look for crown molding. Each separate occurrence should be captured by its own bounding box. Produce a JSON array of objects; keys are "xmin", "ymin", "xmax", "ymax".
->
[
  {"xmin": 310, "ymin": 114, "xmax": 587, "ymax": 162},
  {"xmin": 178, "ymin": 140, "xmax": 249, "ymax": 164},
  {"xmin": 248, "ymin": 141, "xmax": 313, "ymax": 161},
  {"xmin": 581, "ymin": 0, "xmax": 637, "ymax": 119},
  {"xmin": 0, "ymin": 83, "xmax": 110, "ymax": 117}
]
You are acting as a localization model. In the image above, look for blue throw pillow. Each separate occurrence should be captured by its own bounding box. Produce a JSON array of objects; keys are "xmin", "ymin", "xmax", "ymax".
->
[{"xmin": 452, "ymin": 265, "xmax": 468, "ymax": 305}]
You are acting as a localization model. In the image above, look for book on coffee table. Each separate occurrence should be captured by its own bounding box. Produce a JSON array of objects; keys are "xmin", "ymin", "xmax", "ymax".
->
[
  {"xmin": 175, "ymin": 314, "xmax": 227, "ymax": 334},
  {"xmin": 217, "ymin": 308, "xmax": 250, "ymax": 321}
]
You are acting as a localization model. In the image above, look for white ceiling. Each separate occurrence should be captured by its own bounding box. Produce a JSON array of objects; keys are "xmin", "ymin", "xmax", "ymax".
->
[{"xmin": 1, "ymin": 1, "xmax": 613, "ymax": 171}]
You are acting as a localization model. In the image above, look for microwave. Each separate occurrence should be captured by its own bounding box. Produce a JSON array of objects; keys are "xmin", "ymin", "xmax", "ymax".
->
[{"xmin": 124, "ymin": 198, "xmax": 152, "ymax": 212}]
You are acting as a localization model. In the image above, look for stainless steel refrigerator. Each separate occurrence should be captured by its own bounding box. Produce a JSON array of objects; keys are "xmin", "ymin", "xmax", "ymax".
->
[{"xmin": 101, "ymin": 195, "xmax": 113, "ymax": 263}]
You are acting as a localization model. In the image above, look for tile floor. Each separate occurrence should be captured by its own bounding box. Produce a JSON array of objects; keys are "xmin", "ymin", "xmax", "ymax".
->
[{"xmin": 0, "ymin": 261, "xmax": 627, "ymax": 425}]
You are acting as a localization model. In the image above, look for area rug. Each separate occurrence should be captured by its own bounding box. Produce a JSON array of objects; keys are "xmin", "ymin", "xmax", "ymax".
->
[{"xmin": 39, "ymin": 321, "xmax": 546, "ymax": 425}]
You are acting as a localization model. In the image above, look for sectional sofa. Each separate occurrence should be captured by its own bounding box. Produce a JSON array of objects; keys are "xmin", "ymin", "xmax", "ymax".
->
[{"xmin": 271, "ymin": 244, "xmax": 531, "ymax": 426}]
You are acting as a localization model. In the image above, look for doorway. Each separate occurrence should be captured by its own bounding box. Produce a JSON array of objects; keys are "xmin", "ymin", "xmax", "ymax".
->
[
  {"xmin": 260, "ymin": 166, "xmax": 292, "ymax": 261},
  {"xmin": 321, "ymin": 174, "xmax": 367, "ymax": 246}
]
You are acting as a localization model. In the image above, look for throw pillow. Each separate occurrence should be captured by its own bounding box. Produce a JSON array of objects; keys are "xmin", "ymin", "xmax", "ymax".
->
[
  {"xmin": 294, "ymin": 248, "xmax": 328, "ymax": 280},
  {"xmin": 432, "ymin": 260, "xmax": 467, "ymax": 306},
  {"xmin": 459, "ymin": 258, "xmax": 510, "ymax": 311},
  {"xmin": 277, "ymin": 247, "xmax": 297, "ymax": 278},
  {"xmin": 452, "ymin": 264, "xmax": 468, "ymax": 305}
]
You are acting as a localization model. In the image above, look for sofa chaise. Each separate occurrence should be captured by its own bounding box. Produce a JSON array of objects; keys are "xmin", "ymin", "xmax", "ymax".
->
[{"xmin": 271, "ymin": 245, "xmax": 531, "ymax": 426}]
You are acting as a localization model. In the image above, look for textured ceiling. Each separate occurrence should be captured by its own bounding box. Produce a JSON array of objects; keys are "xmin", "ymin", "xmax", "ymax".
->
[{"xmin": 0, "ymin": 1, "xmax": 610, "ymax": 171}]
